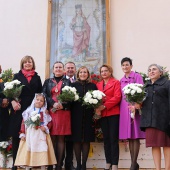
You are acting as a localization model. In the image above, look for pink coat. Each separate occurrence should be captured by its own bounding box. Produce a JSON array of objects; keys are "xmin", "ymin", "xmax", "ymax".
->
[{"xmin": 119, "ymin": 71, "xmax": 145, "ymax": 139}]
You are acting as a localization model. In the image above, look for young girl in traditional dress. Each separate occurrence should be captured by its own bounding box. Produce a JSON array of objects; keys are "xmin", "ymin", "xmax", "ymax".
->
[{"xmin": 14, "ymin": 93, "xmax": 57, "ymax": 170}]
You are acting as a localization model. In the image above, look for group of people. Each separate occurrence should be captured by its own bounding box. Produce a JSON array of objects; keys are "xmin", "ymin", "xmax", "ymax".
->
[{"xmin": 0, "ymin": 56, "xmax": 170, "ymax": 170}]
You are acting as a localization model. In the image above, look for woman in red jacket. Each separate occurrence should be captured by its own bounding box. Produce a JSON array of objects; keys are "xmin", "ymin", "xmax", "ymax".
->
[{"xmin": 96, "ymin": 64, "xmax": 121, "ymax": 170}]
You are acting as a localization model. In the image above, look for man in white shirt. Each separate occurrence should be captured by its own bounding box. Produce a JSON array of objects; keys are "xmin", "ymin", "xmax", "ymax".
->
[
  {"xmin": 65, "ymin": 62, "xmax": 76, "ymax": 82},
  {"xmin": 63, "ymin": 62, "xmax": 76, "ymax": 170}
]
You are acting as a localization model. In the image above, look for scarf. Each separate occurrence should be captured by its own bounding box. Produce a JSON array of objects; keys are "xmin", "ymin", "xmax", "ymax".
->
[{"xmin": 22, "ymin": 69, "xmax": 35, "ymax": 83}]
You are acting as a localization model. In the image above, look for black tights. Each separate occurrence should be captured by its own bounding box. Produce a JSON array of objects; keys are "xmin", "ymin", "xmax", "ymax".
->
[
  {"xmin": 73, "ymin": 142, "xmax": 90, "ymax": 170},
  {"xmin": 129, "ymin": 139, "xmax": 140, "ymax": 170},
  {"xmin": 51, "ymin": 135, "xmax": 65, "ymax": 170}
]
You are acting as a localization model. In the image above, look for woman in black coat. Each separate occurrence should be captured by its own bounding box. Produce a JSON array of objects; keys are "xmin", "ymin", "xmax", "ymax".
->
[
  {"xmin": 8, "ymin": 56, "xmax": 42, "ymax": 170},
  {"xmin": 134, "ymin": 64, "xmax": 170, "ymax": 170},
  {"xmin": 71, "ymin": 66, "xmax": 97, "ymax": 170}
]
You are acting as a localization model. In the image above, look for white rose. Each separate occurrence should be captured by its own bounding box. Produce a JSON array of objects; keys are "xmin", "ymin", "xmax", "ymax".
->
[
  {"xmin": 31, "ymin": 111, "xmax": 38, "ymax": 117},
  {"xmin": 136, "ymin": 88, "xmax": 142, "ymax": 93},
  {"xmin": 131, "ymin": 86, "xmax": 138, "ymax": 91},
  {"xmin": 136, "ymin": 83, "xmax": 143, "ymax": 87},
  {"xmin": 2, "ymin": 142, "xmax": 8, "ymax": 148},
  {"xmin": 92, "ymin": 93, "xmax": 97, "ymax": 98},
  {"xmin": 6, "ymin": 84, "xmax": 13, "ymax": 90},
  {"xmin": 86, "ymin": 93, "xmax": 92, "ymax": 99},
  {"xmin": 74, "ymin": 95, "xmax": 79, "ymax": 101},
  {"xmin": 124, "ymin": 89, "xmax": 130, "ymax": 94},
  {"xmin": 84, "ymin": 98, "xmax": 89, "ymax": 103},
  {"xmin": 92, "ymin": 91, "xmax": 97, "ymax": 95},
  {"xmin": 96, "ymin": 94, "xmax": 102, "ymax": 100},
  {"xmin": 71, "ymin": 87, "xmax": 76, "ymax": 93},
  {"xmin": 62, "ymin": 86, "xmax": 69, "ymax": 91},
  {"xmin": 86, "ymin": 92, "xmax": 91, "ymax": 96},
  {"xmin": 130, "ymin": 90, "xmax": 136, "ymax": 95},
  {"xmin": 4, "ymin": 82, "xmax": 10, "ymax": 86},
  {"xmin": 36, "ymin": 114, "xmax": 41, "ymax": 118},
  {"xmin": 12, "ymin": 80, "xmax": 21, "ymax": 85},
  {"xmin": 92, "ymin": 99, "xmax": 98, "ymax": 104},
  {"xmin": 31, "ymin": 115, "xmax": 37, "ymax": 122},
  {"xmin": 88, "ymin": 99, "xmax": 94, "ymax": 104}
]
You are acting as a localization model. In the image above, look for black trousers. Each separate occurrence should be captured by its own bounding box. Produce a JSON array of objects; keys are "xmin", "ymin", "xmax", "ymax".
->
[
  {"xmin": 12, "ymin": 137, "xmax": 20, "ymax": 167},
  {"xmin": 101, "ymin": 115, "xmax": 119, "ymax": 165}
]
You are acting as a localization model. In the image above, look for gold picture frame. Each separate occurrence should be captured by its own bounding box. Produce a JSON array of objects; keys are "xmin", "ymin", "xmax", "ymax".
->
[{"xmin": 46, "ymin": 0, "xmax": 111, "ymax": 78}]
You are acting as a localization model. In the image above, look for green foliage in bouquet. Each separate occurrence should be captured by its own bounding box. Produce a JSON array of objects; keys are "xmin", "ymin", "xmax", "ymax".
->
[
  {"xmin": 24, "ymin": 111, "xmax": 41, "ymax": 129},
  {"xmin": 0, "ymin": 68, "xmax": 13, "ymax": 83},
  {"xmin": 3, "ymin": 80, "xmax": 24, "ymax": 101},
  {"xmin": 57, "ymin": 86, "xmax": 79, "ymax": 103},
  {"xmin": 58, "ymin": 91, "xmax": 76, "ymax": 102},
  {"xmin": 162, "ymin": 67, "xmax": 170, "ymax": 79},
  {"xmin": 139, "ymin": 72, "xmax": 150, "ymax": 84}
]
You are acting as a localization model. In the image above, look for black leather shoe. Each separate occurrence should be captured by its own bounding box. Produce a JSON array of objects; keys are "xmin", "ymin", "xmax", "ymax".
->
[
  {"xmin": 47, "ymin": 165, "xmax": 53, "ymax": 170},
  {"xmin": 65, "ymin": 164, "xmax": 76, "ymax": 170},
  {"xmin": 11, "ymin": 166, "xmax": 17, "ymax": 170}
]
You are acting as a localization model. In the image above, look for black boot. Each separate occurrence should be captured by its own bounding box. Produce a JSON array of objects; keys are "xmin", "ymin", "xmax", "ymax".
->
[
  {"xmin": 81, "ymin": 163, "xmax": 87, "ymax": 170},
  {"xmin": 56, "ymin": 165, "xmax": 62, "ymax": 170},
  {"xmin": 47, "ymin": 165, "xmax": 53, "ymax": 170}
]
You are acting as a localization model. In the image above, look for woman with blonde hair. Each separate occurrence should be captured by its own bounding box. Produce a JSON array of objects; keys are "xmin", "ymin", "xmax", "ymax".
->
[
  {"xmin": 70, "ymin": 66, "xmax": 97, "ymax": 170},
  {"xmin": 9, "ymin": 55, "xmax": 42, "ymax": 170}
]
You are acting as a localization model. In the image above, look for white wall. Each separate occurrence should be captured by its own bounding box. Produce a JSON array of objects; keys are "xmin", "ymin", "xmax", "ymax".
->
[
  {"xmin": 111, "ymin": 0, "xmax": 170, "ymax": 80},
  {"xmin": 1, "ymin": 0, "xmax": 170, "ymax": 81},
  {"xmin": 0, "ymin": 0, "xmax": 48, "ymax": 82}
]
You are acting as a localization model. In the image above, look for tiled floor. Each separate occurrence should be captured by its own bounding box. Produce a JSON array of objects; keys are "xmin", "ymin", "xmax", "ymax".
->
[{"xmin": 0, "ymin": 168, "xmax": 161, "ymax": 170}]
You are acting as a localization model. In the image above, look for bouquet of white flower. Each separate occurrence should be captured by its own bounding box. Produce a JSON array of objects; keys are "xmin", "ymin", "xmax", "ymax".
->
[
  {"xmin": 0, "ymin": 141, "xmax": 9, "ymax": 150},
  {"xmin": 51, "ymin": 86, "xmax": 79, "ymax": 113},
  {"xmin": 83, "ymin": 90, "xmax": 105, "ymax": 108},
  {"xmin": 122, "ymin": 83, "xmax": 146, "ymax": 119},
  {"xmin": 0, "ymin": 140, "xmax": 12, "ymax": 168},
  {"xmin": 3, "ymin": 80, "xmax": 24, "ymax": 102},
  {"xmin": 57, "ymin": 86, "xmax": 79, "ymax": 102},
  {"xmin": 24, "ymin": 111, "xmax": 41, "ymax": 129},
  {"xmin": 83, "ymin": 90, "xmax": 106, "ymax": 119}
]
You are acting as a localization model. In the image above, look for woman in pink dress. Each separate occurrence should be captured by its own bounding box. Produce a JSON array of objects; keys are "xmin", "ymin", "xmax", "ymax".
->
[
  {"xmin": 119, "ymin": 57, "xmax": 145, "ymax": 170},
  {"xmin": 42, "ymin": 61, "xmax": 71, "ymax": 170}
]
